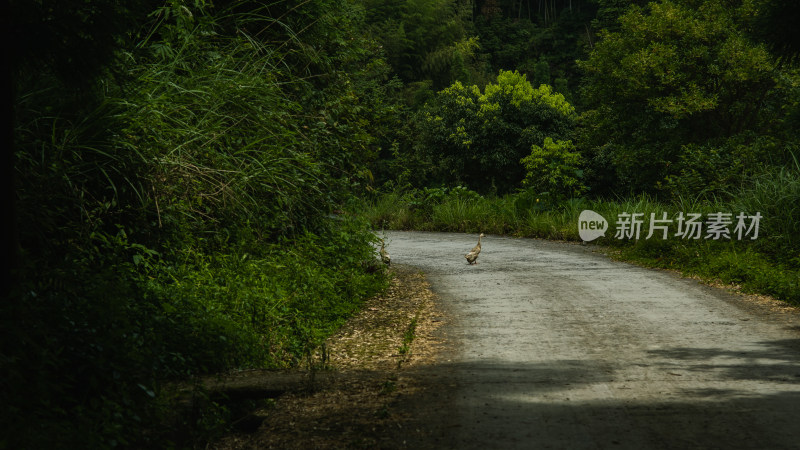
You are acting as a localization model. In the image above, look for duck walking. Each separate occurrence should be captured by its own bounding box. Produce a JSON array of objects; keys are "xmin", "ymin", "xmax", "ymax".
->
[{"xmin": 465, "ymin": 233, "xmax": 484, "ymax": 265}]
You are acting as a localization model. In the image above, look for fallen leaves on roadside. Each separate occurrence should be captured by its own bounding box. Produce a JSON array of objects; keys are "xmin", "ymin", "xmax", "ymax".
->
[{"xmin": 212, "ymin": 265, "xmax": 444, "ymax": 449}]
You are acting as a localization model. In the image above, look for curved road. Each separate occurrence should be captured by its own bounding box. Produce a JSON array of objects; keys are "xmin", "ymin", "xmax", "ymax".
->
[{"xmin": 385, "ymin": 231, "xmax": 800, "ymax": 449}]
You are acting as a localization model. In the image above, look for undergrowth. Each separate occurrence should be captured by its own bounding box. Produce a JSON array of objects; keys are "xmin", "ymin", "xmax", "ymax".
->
[
  {"xmin": 363, "ymin": 183, "xmax": 800, "ymax": 305},
  {"xmin": 7, "ymin": 0, "xmax": 393, "ymax": 448}
]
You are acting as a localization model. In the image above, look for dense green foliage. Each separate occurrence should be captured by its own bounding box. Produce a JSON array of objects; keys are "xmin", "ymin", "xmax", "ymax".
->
[
  {"xmin": 415, "ymin": 70, "xmax": 576, "ymax": 194},
  {"xmin": 521, "ymin": 137, "xmax": 586, "ymax": 200},
  {"xmin": 751, "ymin": 0, "xmax": 800, "ymax": 63},
  {"xmin": 7, "ymin": 0, "xmax": 800, "ymax": 447},
  {"xmin": 364, "ymin": 0, "xmax": 480, "ymax": 92},
  {"xmin": 578, "ymin": 0, "xmax": 799, "ymax": 197},
  {"xmin": 7, "ymin": 0, "xmax": 392, "ymax": 447},
  {"xmin": 364, "ymin": 0, "xmax": 798, "ymax": 303}
]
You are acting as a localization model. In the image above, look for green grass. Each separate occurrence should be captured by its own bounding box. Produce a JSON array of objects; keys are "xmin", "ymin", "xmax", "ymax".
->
[
  {"xmin": 7, "ymin": 1, "xmax": 395, "ymax": 448},
  {"xmin": 398, "ymin": 317, "xmax": 418, "ymax": 357},
  {"xmin": 362, "ymin": 187, "xmax": 800, "ymax": 305}
]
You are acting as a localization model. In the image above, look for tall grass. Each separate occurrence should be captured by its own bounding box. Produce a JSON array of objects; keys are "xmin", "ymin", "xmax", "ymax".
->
[
  {"xmin": 730, "ymin": 160, "xmax": 800, "ymax": 264},
  {"xmin": 8, "ymin": 1, "xmax": 392, "ymax": 448},
  {"xmin": 363, "ymin": 184, "xmax": 800, "ymax": 304}
]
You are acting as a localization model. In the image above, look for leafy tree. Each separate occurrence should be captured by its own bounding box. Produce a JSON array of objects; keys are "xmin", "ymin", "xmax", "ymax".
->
[
  {"xmin": 473, "ymin": 3, "xmax": 598, "ymax": 104},
  {"xmin": 474, "ymin": 15, "xmax": 538, "ymax": 73},
  {"xmin": 521, "ymin": 137, "xmax": 587, "ymax": 199},
  {"xmin": 578, "ymin": 0, "xmax": 785, "ymax": 196},
  {"xmin": 416, "ymin": 70, "xmax": 576, "ymax": 194},
  {"xmin": 587, "ymin": 0, "xmax": 649, "ymax": 33},
  {"xmin": 363, "ymin": 0, "xmax": 480, "ymax": 91}
]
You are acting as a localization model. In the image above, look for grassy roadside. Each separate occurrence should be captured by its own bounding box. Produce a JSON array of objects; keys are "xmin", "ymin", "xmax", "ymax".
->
[
  {"xmin": 362, "ymin": 188, "xmax": 800, "ymax": 305},
  {"xmin": 7, "ymin": 1, "xmax": 400, "ymax": 446},
  {"xmin": 210, "ymin": 265, "xmax": 443, "ymax": 449}
]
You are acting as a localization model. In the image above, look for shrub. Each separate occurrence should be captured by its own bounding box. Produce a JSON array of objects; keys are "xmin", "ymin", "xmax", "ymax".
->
[
  {"xmin": 731, "ymin": 159, "xmax": 800, "ymax": 266},
  {"xmin": 578, "ymin": 0, "xmax": 788, "ymax": 196},
  {"xmin": 7, "ymin": 0, "xmax": 394, "ymax": 447},
  {"xmin": 521, "ymin": 137, "xmax": 587, "ymax": 201},
  {"xmin": 415, "ymin": 70, "xmax": 576, "ymax": 194}
]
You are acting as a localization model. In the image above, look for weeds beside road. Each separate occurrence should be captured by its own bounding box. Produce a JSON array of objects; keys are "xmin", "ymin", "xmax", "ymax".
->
[
  {"xmin": 364, "ymin": 185, "xmax": 800, "ymax": 305},
  {"xmin": 212, "ymin": 266, "xmax": 443, "ymax": 449}
]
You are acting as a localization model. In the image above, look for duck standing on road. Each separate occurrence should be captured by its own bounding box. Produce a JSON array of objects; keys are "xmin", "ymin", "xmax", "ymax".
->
[{"xmin": 465, "ymin": 233, "xmax": 484, "ymax": 265}]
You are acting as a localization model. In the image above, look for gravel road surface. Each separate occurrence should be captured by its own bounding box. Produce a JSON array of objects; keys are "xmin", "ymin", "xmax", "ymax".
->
[{"xmin": 384, "ymin": 231, "xmax": 800, "ymax": 449}]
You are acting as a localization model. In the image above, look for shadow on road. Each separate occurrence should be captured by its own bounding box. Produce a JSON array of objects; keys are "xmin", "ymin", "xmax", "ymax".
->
[{"xmin": 390, "ymin": 351, "xmax": 800, "ymax": 449}]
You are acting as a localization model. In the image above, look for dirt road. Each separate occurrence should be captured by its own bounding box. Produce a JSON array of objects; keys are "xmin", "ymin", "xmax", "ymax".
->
[{"xmin": 384, "ymin": 231, "xmax": 800, "ymax": 449}]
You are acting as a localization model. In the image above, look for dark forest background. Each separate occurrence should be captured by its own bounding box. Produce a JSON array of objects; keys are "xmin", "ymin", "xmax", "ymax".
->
[{"xmin": 5, "ymin": 0, "xmax": 800, "ymax": 447}]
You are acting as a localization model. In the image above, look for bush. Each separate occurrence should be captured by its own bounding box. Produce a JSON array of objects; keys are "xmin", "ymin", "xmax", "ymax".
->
[
  {"xmin": 730, "ymin": 159, "xmax": 800, "ymax": 265},
  {"xmin": 415, "ymin": 70, "xmax": 576, "ymax": 194},
  {"xmin": 7, "ymin": 0, "xmax": 394, "ymax": 447},
  {"xmin": 665, "ymin": 133, "xmax": 780, "ymax": 200},
  {"xmin": 578, "ymin": 0, "xmax": 789, "ymax": 196},
  {"xmin": 521, "ymin": 137, "xmax": 586, "ymax": 201}
]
